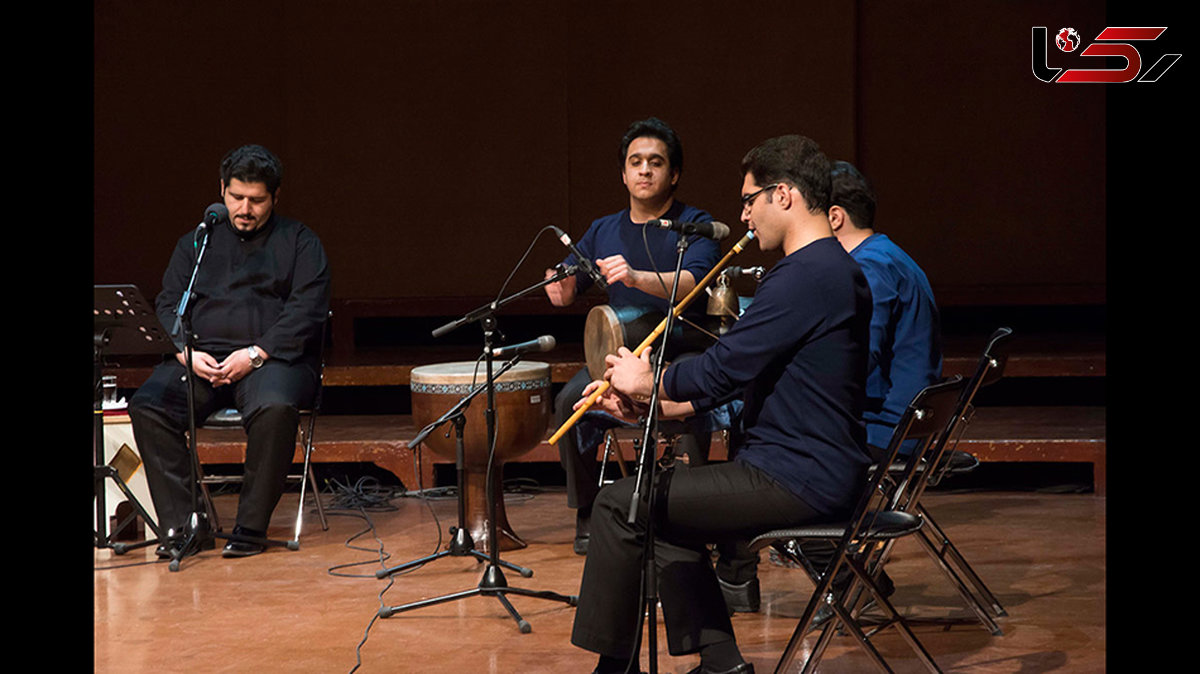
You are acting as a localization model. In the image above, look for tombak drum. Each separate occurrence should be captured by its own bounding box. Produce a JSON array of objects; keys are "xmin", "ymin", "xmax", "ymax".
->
[
  {"xmin": 409, "ymin": 361, "xmax": 551, "ymax": 553},
  {"xmin": 583, "ymin": 304, "xmax": 719, "ymax": 380}
]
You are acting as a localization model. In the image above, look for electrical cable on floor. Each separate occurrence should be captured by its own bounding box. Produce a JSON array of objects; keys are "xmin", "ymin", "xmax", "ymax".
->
[
  {"xmin": 328, "ymin": 442, "xmax": 551, "ymax": 672},
  {"xmin": 322, "ymin": 471, "xmax": 447, "ymax": 673}
]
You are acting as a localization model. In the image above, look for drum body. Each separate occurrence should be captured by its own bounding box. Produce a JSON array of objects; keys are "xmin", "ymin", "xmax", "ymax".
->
[
  {"xmin": 583, "ymin": 304, "xmax": 719, "ymax": 379},
  {"xmin": 410, "ymin": 361, "xmax": 551, "ymax": 552}
]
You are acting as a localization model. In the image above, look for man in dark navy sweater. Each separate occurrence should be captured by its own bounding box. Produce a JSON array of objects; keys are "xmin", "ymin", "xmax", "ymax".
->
[
  {"xmin": 544, "ymin": 118, "xmax": 720, "ymax": 555},
  {"xmin": 569, "ymin": 135, "xmax": 872, "ymax": 674},
  {"xmin": 720, "ymin": 161, "xmax": 944, "ymax": 613},
  {"xmin": 129, "ymin": 144, "xmax": 331, "ymax": 560}
]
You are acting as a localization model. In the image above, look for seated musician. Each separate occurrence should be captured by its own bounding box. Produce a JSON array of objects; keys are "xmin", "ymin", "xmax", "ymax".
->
[
  {"xmin": 543, "ymin": 117, "xmax": 720, "ymax": 555},
  {"xmin": 569, "ymin": 135, "xmax": 873, "ymax": 674},
  {"xmin": 128, "ymin": 144, "xmax": 331, "ymax": 560}
]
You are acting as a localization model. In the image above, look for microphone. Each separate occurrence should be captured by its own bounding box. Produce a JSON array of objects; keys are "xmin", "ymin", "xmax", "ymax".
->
[
  {"xmin": 197, "ymin": 202, "xmax": 229, "ymax": 232},
  {"xmin": 645, "ymin": 219, "xmax": 730, "ymax": 240},
  {"xmin": 723, "ymin": 265, "xmax": 767, "ymax": 282},
  {"xmin": 194, "ymin": 203, "xmax": 228, "ymax": 247},
  {"xmin": 491, "ymin": 335, "xmax": 557, "ymax": 359},
  {"xmin": 550, "ymin": 226, "xmax": 608, "ymax": 290}
]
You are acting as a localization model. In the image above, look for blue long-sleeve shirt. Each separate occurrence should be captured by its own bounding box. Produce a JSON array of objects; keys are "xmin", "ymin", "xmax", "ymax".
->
[
  {"xmin": 849, "ymin": 234, "xmax": 942, "ymax": 450},
  {"xmin": 663, "ymin": 237, "xmax": 872, "ymax": 516}
]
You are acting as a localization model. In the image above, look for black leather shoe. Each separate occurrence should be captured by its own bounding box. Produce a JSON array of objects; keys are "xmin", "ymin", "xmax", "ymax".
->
[
  {"xmin": 685, "ymin": 662, "xmax": 754, "ymax": 674},
  {"xmin": 574, "ymin": 509, "xmax": 591, "ymax": 556},
  {"xmin": 155, "ymin": 528, "xmax": 182, "ymax": 559},
  {"xmin": 222, "ymin": 526, "xmax": 267, "ymax": 558},
  {"xmin": 718, "ymin": 577, "xmax": 761, "ymax": 614},
  {"xmin": 155, "ymin": 522, "xmax": 214, "ymax": 559}
]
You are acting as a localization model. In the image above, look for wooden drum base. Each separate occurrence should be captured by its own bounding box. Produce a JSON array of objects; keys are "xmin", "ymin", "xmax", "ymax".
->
[{"xmin": 461, "ymin": 466, "xmax": 525, "ymax": 554}]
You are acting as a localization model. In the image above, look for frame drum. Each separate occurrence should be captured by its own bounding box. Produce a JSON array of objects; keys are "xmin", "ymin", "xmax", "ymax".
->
[
  {"xmin": 583, "ymin": 304, "xmax": 719, "ymax": 380},
  {"xmin": 410, "ymin": 361, "xmax": 551, "ymax": 553}
]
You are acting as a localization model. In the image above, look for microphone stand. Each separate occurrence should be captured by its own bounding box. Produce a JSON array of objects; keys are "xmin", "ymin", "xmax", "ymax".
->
[
  {"xmin": 162, "ymin": 224, "xmax": 219, "ymax": 571},
  {"xmin": 375, "ymin": 355, "xmax": 533, "ymax": 578},
  {"xmin": 377, "ymin": 265, "xmax": 578, "ymax": 632},
  {"xmin": 625, "ymin": 233, "xmax": 689, "ymax": 674}
]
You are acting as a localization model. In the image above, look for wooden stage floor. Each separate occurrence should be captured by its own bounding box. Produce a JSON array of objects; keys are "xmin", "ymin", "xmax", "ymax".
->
[{"xmin": 94, "ymin": 485, "xmax": 1105, "ymax": 672}]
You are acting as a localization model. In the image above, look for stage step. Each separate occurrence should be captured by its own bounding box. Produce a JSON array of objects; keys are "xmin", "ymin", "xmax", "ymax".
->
[{"xmin": 195, "ymin": 406, "xmax": 1107, "ymax": 496}]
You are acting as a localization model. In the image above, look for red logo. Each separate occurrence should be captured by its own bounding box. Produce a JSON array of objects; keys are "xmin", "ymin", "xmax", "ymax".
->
[
  {"xmin": 1056, "ymin": 28, "xmax": 1081, "ymax": 52},
  {"xmin": 1032, "ymin": 26, "xmax": 1181, "ymax": 83}
]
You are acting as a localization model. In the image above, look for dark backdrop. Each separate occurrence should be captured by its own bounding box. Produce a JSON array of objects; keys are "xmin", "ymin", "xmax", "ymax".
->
[{"xmin": 94, "ymin": 1, "xmax": 1115, "ymax": 313}]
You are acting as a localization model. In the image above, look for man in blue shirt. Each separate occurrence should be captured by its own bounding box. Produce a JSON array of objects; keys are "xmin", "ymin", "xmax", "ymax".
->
[
  {"xmin": 570, "ymin": 135, "xmax": 872, "ymax": 674},
  {"xmin": 544, "ymin": 117, "xmax": 720, "ymax": 555},
  {"xmin": 828, "ymin": 160, "xmax": 942, "ymax": 460}
]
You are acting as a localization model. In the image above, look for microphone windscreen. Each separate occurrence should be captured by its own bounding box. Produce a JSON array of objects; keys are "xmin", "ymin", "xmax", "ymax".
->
[{"xmin": 205, "ymin": 202, "xmax": 229, "ymax": 224}]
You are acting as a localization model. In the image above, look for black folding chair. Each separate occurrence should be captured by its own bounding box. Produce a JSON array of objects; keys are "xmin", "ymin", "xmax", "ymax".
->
[
  {"xmin": 750, "ymin": 376, "xmax": 968, "ymax": 673},
  {"xmin": 891, "ymin": 327, "xmax": 1014, "ymax": 635}
]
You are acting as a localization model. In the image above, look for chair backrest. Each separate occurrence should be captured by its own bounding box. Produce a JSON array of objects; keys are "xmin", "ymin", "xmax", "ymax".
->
[
  {"xmin": 844, "ymin": 377, "xmax": 969, "ymax": 548},
  {"xmin": 877, "ymin": 376, "xmax": 969, "ymax": 512},
  {"xmin": 306, "ymin": 310, "xmax": 333, "ymax": 416},
  {"xmin": 925, "ymin": 326, "xmax": 1013, "ymax": 486},
  {"xmin": 961, "ymin": 326, "xmax": 1013, "ymax": 406}
]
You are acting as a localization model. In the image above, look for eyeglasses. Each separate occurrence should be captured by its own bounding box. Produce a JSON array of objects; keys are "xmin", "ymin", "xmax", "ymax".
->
[{"xmin": 740, "ymin": 183, "xmax": 781, "ymax": 211}]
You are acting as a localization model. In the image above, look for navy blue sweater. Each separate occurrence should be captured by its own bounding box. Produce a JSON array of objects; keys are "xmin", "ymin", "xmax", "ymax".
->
[
  {"xmin": 664, "ymin": 237, "xmax": 872, "ymax": 516},
  {"xmin": 561, "ymin": 200, "xmax": 719, "ymax": 317}
]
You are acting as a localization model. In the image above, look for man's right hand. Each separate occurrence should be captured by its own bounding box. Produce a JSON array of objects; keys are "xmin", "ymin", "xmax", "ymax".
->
[
  {"xmin": 176, "ymin": 349, "xmax": 226, "ymax": 386},
  {"xmin": 544, "ymin": 267, "xmax": 577, "ymax": 306}
]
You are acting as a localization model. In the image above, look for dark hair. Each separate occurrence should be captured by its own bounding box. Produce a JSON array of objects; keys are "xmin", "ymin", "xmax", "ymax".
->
[
  {"xmin": 618, "ymin": 117, "xmax": 683, "ymax": 174},
  {"xmin": 740, "ymin": 135, "xmax": 831, "ymax": 214},
  {"xmin": 830, "ymin": 160, "xmax": 877, "ymax": 229},
  {"xmin": 220, "ymin": 144, "xmax": 283, "ymax": 194}
]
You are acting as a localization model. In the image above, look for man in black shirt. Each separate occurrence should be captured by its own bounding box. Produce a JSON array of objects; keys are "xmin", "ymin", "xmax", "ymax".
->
[{"xmin": 129, "ymin": 144, "xmax": 331, "ymax": 559}]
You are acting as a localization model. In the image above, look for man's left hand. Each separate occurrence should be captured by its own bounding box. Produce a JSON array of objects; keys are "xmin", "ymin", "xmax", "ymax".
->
[
  {"xmin": 214, "ymin": 346, "xmax": 268, "ymax": 386},
  {"xmin": 596, "ymin": 254, "xmax": 644, "ymax": 289}
]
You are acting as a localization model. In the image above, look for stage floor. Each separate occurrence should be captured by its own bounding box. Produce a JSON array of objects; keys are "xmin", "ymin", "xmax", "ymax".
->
[{"xmin": 94, "ymin": 484, "xmax": 1105, "ymax": 672}]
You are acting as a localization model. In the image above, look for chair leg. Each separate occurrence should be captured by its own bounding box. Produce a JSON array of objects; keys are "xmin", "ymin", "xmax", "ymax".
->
[
  {"xmin": 293, "ymin": 437, "xmax": 326, "ymax": 542},
  {"xmin": 307, "ymin": 462, "xmax": 328, "ymax": 530},
  {"xmin": 613, "ymin": 434, "xmax": 630, "ymax": 477},
  {"xmin": 914, "ymin": 504, "xmax": 1007, "ymax": 632},
  {"xmin": 845, "ymin": 558, "xmax": 944, "ymax": 673},
  {"xmin": 598, "ymin": 430, "xmax": 632, "ymax": 488}
]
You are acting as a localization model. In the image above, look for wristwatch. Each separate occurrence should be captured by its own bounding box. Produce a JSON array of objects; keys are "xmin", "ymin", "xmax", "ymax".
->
[{"xmin": 247, "ymin": 345, "xmax": 264, "ymax": 368}]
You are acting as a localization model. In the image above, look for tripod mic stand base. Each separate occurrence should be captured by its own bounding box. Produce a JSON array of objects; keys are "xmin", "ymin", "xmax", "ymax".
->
[
  {"xmin": 110, "ymin": 539, "xmax": 159, "ymax": 555},
  {"xmin": 377, "ymin": 563, "xmax": 578, "ymax": 632},
  {"xmin": 375, "ymin": 526, "xmax": 534, "ymax": 579}
]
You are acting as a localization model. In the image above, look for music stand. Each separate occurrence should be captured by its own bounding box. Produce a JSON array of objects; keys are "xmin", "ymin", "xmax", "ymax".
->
[
  {"xmin": 94, "ymin": 284, "xmax": 172, "ymax": 554},
  {"xmin": 376, "ymin": 266, "xmax": 578, "ymax": 633}
]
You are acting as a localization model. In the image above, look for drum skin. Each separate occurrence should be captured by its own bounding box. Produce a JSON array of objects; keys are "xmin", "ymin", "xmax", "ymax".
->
[
  {"xmin": 583, "ymin": 304, "xmax": 719, "ymax": 380},
  {"xmin": 410, "ymin": 361, "xmax": 551, "ymax": 552}
]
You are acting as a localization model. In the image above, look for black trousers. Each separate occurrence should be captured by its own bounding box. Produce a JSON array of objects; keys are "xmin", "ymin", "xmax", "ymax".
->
[
  {"xmin": 555, "ymin": 366, "xmax": 711, "ymax": 512},
  {"xmin": 128, "ymin": 357, "xmax": 318, "ymax": 533},
  {"xmin": 571, "ymin": 460, "xmax": 822, "ymax": 658}
]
